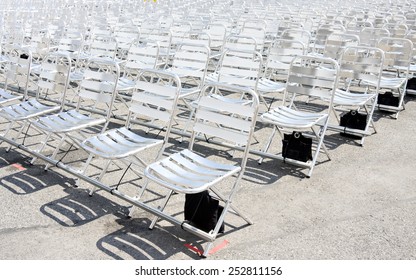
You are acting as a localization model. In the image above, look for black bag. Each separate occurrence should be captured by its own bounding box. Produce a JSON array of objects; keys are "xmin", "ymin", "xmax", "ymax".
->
[
  {"xmin": 19, "ymin": 53, "xmax": 29, "ymax": 59},
  {"xmin": 406, "ymin": 77, "xmax": 416, "ymax": 91},
  {"xmin": 340, "ymin": 110, "xmax": 367, "ymax": 131},
  {"xmin": 377, "ymin": 92, "xmax": 399, "ymax": 107},
  {"xmin": 282, "ymin": 131, "xmax": 312, "ymax": 162},
  {"xmin": 184, "ymin": 190, "xmax": 224, "ymax": 233}
]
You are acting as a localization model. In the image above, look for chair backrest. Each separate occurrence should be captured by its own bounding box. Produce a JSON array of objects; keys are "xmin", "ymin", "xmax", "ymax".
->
[
  {"xmin": 36, "ymin": 52, "xmax": 71, "ymax": 107},
  {"xmin": 88, "ymin": 35, "xmax": 118, "ymax": 61},
  {"xmin": 57, "ymin": 36, "xmax": 84, "ymax": 58},
  {"xmin": 359, "ymin": 27, "xmax": 390, "ymax": 47},
  {"xmin": 382, "ymin": 23, "xmax": 408, "ymax": 38},
  {"xmin": 76, "ymin": 58, "xmax": 119, "ymax": 121},
  {"xmin": 27, "ymin": 29, "xmax": 50, "ymax": 62},
  {"xmin": 113, "ymin": 24, "xmax": 140, "ymax": 58},
  {"xmin": 323, "ymin": 32, "xmax": 360, "ymax": 60},
  {"xmin": 312, "ymin": 24, "xmax": 346, "ymax": 54},
  {"xmin": 281, "ymin": 29, "xmax": 312, "ymax": 51},
  {"xmin": 2, "ymin": 46, "xmax": 32, "ymax": 97},
  {"xmin": 128, "ymin": 69, "xmax": 182, "ymax": 153},
  {"xmin": 204, "ymin": 23, "xmax": 227, "ymax": 51},
  {"xmin": 123, "ymin": 40, "xmax": 161, "ymax": 76},
  {"xmin": 377, "ymin": 37, "xmax": 413, "ymax": 75},
  {"xmin": 239, "ymin": 25, "xmax": 266, "ymax": 53},
  {"xmin": 189, "ymin": 82, "xmax": 259, "ymax": 171},
  {"xmin": 141, "ymin": 30, "xmax": 172, "ymax": 64},
  {"xmin": 284, "ymin": 55, "xmax": 339, "ymax": 115},
  {"xmin": 216, "ymin": 48, "xmax": 263, "ymax": 90},
  {"xmin": 225, "ymin": 34, "xmax": 258, "ymax": 57},
  {"xmin": 338, "ymin": 46, "xmax": 384, "ymax": 93},
  {"xmin": 264, "ymin": 38, "xmax": 305, "ymax": 81},
  {"xmin": 345, "ymin": 20, "xmax": 373, "ymax": 36},
  {"xmin": 170, "ymin": 43, "xmax": 210, "ymax": 86}
]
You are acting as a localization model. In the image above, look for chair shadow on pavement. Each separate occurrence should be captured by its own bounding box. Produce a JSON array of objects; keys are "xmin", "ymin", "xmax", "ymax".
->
[
  {"xmin": 96, "ymin": 216, "xmax": 248, "ymax": 260},
  {"xmin": 96, "ymin": 217, "xmax": 196, "ymax": 260},
  {"xmin": 0, "ymin": 149, "xmax": 76, "ymax": 195},
  {"xmin": 40, "ymin": 187, "xmax": 129, "ymax": 227}
]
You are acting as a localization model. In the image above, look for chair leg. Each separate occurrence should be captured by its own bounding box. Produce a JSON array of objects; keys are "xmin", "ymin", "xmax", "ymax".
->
[
  {"xmin": 89, "ymin": 159, "xmax": 112, "ymax": 196},
  {"xmin": 258, "ymin": 125, "xmax": 277, "ymax": 164},
  {"xmin": 74, "ymin": 153, "xmax": 94, "ymax": 188},
  {"xmin": 149, "ymin": 190, "xmax": 174, "ymax": 230},
  {"xmin": 128, "ymin": 179, "xmax": 150, "ymax": 218},
  {"xmin": 44, "ymin": 135, "xmax": 67, "ymax": 171},
  {"xmin": 6, "ymin": 121, "xmax": 27, "ymax": 152},
  {"xmin": 30, "ymin": 132, "xmax": 52, "ymax": 165}
]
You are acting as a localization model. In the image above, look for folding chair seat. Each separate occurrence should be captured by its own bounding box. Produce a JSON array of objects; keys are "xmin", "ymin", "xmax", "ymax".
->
[
  {"xmin": 77, "ymin": 69, "xmax": 181, "ymax": 194},
  {"xmin": 0, "ymin": 52, "xmax": 71, "ymax": 149},
  {"xmin": 360, "ymin": 37, "xmax": 413, "ymax": 119},
  {"xmin": 0, "ymin": 46, "xmax": 31, "ymax": 106},
  {"xmin": 29, "ymin": 58, "xmax": 120, "ymax": 169},
  {"xmin": 325, "ymin": 46, "xmax": 384, "ymax": 145},
  {"xmin": 137, "ymin": 82, "xmax": 259, "ymax": 257},
  {"xmin": 259, "ymin": 55, "xmax": 339, "ymax": 177}
]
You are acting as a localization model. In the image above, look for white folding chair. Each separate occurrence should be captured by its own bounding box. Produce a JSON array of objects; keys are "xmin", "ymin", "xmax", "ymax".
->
[
  {"xmin": 326, "ymin": 46, "xmax": 384, "ymax": 145},
  {"xmin": 29, "ymin": 58, "xmax": 120, "ymax": 170},
  {"xmin": 0, "ymin": 46, "xmax": 31, "ymax": 106},
  {"xmin": 138, "ymin": 82, "xmax": 259, "ymax": 257},
  {"xmin": 0, "ymin": 52, "xmax": 71, "ymax": 151},
  {"xmin": 259, "ymin": 55, "xmax": 340, "ymax": 177},
  {"xmin": 361, "ymin": 37, "xmax": 413, "ymax": 119},
  {"xmin": 78, "ymin": 69, "xmax": 182, "ymax": 195}
]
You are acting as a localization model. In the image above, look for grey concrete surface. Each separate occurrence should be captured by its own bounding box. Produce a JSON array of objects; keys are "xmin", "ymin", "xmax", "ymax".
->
[{"xmin": 0, "ymin": 95, "xmax": 416, "ymax": 260}]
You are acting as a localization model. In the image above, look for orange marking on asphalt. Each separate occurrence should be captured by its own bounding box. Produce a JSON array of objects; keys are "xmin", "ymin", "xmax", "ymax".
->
[
  {"xmin": 184, "ymin": 240, "xmax": 229, "ymax": 256},
  {"xmin": 11, "ymin": 163, "xmax": 26, "ymax": 171}
]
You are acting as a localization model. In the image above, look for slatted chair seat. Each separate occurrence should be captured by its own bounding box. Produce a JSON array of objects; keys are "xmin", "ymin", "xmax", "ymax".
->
[
  {"xmin": 261, "ymin": 106, "xmax": 327, "ymax": 129},
  {"xmin": 257, "ymin": 78, "xmax": 286, "ymax": 93},
  {"xmin": 145, "ymin": 149, "xmax": 240, "ymax": 194},
  {"xmin": 332, "ymin": 89, "xmax": 377, "ymax": 106},
  {"xmin": 33, "ymin": 109, "xmax": 107, "ymax": 133},
  {"xmin": 80, "ymin": 127, "xmax": 164, "ymax": 159},
  {"xmin": 0, "ymin": 98, "xmax": 60, "ymax": 121},
  {"xmin": 0, "ymin": 89, "xmax": 23, "ymax": 105}
]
